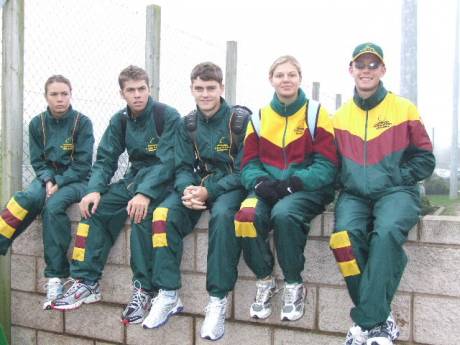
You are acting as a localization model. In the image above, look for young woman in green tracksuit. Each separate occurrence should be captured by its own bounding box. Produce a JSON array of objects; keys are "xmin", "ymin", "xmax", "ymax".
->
[
  {"xmin": 141, "ymin": 62, "xmax": 250, "ymax": 341},
  {"xmin": 235, "ymin": 55, "xmax": 338, "ymax": 323},
  {"xmin": 332, "ymin": 43, "xmax": 435, "ymax": 345},
  {"xmin": 0, "ymin": 75, "xmax": 94, "ymax": 309},
  {"xmin": 51, "ymin": 66, "xmax": 180, "ymax": 326}
]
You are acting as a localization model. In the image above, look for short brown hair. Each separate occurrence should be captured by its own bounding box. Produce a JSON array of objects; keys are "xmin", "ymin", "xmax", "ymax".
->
[
  {"xmin": 190, "ymin": 62, "xmax": 223, "ymax": 84},
  {"xmin": 268, "ymin": 55, "xmax": 302, "ymax": 79},
  {"xmin": 118, "ymin": 65, "xmax": 149, "ymax": 89},
  {"xmin": 44, "ymin": 75, "xmax": 72, "ymax": 94}
]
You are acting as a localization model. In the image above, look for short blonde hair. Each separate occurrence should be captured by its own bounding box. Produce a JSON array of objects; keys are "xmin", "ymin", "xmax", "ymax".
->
[{"xmin": 269, "ymin": 55, "xmax": 302, "ymax": 78}]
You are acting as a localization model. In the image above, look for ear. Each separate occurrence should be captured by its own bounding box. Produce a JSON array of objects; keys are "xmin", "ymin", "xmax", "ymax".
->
[
  {"xmin": 119, "ymin": 89, "xmax": 125, "ymax": 100},
  {"xmin": 348, "ymin": 64, "xmax": 354, "ymax": 75}
]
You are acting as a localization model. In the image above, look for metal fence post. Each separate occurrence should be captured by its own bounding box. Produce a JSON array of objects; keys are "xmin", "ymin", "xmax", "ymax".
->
[
  {"xmin": 145, "ymin": 4, "xmax": 161, "ymax": 101},
  {"xmin": 225, "ymin": 41, "xmax": 237, "ymax": 105},
  {"xmin": 312, "ymin": 81, "xmax": 320, "ymax": 101},
  {"xmin": 1, "ymin": 0, "xmax": 25, "ymax": 343}
]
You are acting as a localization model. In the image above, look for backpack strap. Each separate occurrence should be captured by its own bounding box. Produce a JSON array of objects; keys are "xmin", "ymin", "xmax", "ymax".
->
[
  {"xmin": 229, "ymin": 105, "xmax": 252, "ymax": 156},
  {"xmin": 152, "ymin": 101, "xmax": 166, "ymax": 136},
  {"xmin": 69, "ymin": 112, "xmax": 81, "ymax": 160},
  {"xmin": 306, "ymin": 99, "xmax": 320, "ymax": 140},
  {"xmin": 184, "ymin": 110, "xmax": 205, "ymax": 174},
  {"xmin": 40, "ymin": 112, "xmax": 47, "ymax": 160}
]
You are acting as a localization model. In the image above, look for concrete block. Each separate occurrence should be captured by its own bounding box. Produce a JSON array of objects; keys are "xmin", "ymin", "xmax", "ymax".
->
[
  {"xmin": 66, "ymin": 204, "xmax": 81, "ymax": 222},
  {"xmin": 196, "ymin": 231, "xmax": 208, "ymax": 273},
  {"xmin": 273, "ymin": 328, "xmax": 344, "ymax": 345},
  {"xmin": 11, "ymin": 326, "xmax": 36, "ymax": 345},
  {"xmin": 36, "ymin": 258, "xmax": 48, "ymax": 294},
  {"xmin": 303, "ymin": 239, "xmax": 344, "ymax": 286},
  {"xmin": 100, "ymin": 264, "xmax": 133, "ymax": 304},
  {"xmin": 106, "ymin": 225, "xmax": 129, "ymax": 265},
  {"xmin": 236, "ymin": 255, "xmax": 255, "ymax": 279},
  {"xmin": 12, "ymin": 220, "xmax": 44, "ymax": 256},
  {"xmin": 400, "ymin": 244, "xmax": 460, "ymax": 296},
  {"xmin": 322, "ymin": 211, "xmax": 335, "ymax": 236},
  {"xmin": 65, "ymin": 303, "xmax": 124, "ymax": 343},
  {"xmin": 96, "ymin": 342, "xmax": 119, "ymax": 345},
  {"xmin": 233, "ymin": 279, "xmax": 316, "ymax": 329},
  {"xmin": 11, "ymin": 291, "xmax": 63, "ymax": 332},
  {"xmin": 127, "ymin": 315, "xmax": 193, "ymax": 345},
  {"xmin": 181, "ymin": 232, "xmax": 195, "ymax": 271},
  {"xmin": 37, "ymin": 331, "xmax": 93, "ymax": 345},
  {"xmin": 309, "ymin": 214, "xmax": 322, "ymax": 237},
  {"xmin": 420, "ymin": 215, "xmax": 460, "ymax": 245},
  {"xmin": 196, "ymin": 211, "xmax": 210, "ymax": 230},
  {"xmin": 414, "ymin": 295, "xmax": 460, "ymax": 345},
  {"xmin": 195, "ymin": 318, "xmax": 272, "ymax": 345},
  {"xmin": 407, "ymin": 223, "xmax": 418, "ymax": 242},
  {"xmin": 11, "ymin": 254, "xmax": 36, "ymax": 292},
  {"xmin": 180, "ymin": 273, "xmax": 231, "ymax": 317}
]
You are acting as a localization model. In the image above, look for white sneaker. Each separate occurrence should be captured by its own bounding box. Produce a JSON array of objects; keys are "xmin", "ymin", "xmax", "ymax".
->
[
  {"xmin": 344, "ymin": 324, "xmax": 368, "ymax": 345},
  {"xmin": 142, "ymin": 290, "xmax": 183, "ymax": 329},
  {"xmin": 43, "ymin": 277, "xmax": 63, "ymax": 310},
  {"xmin": 366, "ymin": 313, "xmax": 400, "ymax": 345},
  {"xmin": 280, "ymin": 282, "xmax": 305, "ymax": 321},
  {"xmin": 200, "ymin": 296, "xmax": 227, "ymax": 341},
  {"xmin": 249, "ymin": 276, "xmax": 276, "ymax": 319}
]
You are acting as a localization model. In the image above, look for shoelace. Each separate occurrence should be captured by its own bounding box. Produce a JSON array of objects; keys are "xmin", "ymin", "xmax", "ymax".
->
[
  {"xmin": 255, "ymin": 282, "xmax": 277, "ymax": 304},
  {"xmin": 282, "ymin": 285, "xmax": 302, "ymax": 305},
  {"xmin": 205, "ymin": 299, "xmax": 226, "ymax": 317},
  {"xmin": 127, "ymin": 281, "xmax": 147, "ymax": 309},
  {"xmin": 44, "ymin": 279, "xmax": 62, "ymax": 299},
  {"xmin": 60, "ymin": 278, "xmax": 81, "ymax": 297}
]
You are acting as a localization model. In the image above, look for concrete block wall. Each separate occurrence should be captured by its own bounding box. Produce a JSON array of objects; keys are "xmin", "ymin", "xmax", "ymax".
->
[{"xmin": 9, "ymin": 206, "xmax": 460, "ymax": 345}]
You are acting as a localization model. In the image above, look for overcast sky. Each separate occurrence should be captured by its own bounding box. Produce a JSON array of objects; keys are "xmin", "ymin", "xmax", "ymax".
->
[{"xmin": 142, "ymin": 0, "xmax": 458, "ymax": 150}]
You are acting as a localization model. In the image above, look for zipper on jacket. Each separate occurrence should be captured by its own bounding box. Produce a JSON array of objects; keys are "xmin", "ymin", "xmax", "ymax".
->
[
  {"xmin": 281, "ymin": 116, "xmax": 288, "ymax": 176},
  {"xmin": 364, "ymin": 110, "xmax": 369, "ymax": 194}
]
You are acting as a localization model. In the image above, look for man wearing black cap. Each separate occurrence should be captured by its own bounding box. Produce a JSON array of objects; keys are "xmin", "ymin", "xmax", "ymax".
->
[{"xmin": 330, "ymin": 43, "xmax": 435, "ymax": 345}]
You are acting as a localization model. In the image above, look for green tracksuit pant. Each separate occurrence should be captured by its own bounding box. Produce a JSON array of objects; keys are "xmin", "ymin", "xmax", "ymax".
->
[
  {"xmin": 0, "ymin": 178, "xmax": 87, "ymax": 277},
  {"xmin": 151, "ymin": 189, "xmax": 245, "ymax": 298},
  {"xmin": 235, "ymin": 191, "xmax": 327, "ymax": 283},
  {"xmin": 70, "ymin": 180, "xmax": 163, "ymax": 290},
  {"xmin": 331, "ymin": 188, "xmax": 420, "ymax": 330}
]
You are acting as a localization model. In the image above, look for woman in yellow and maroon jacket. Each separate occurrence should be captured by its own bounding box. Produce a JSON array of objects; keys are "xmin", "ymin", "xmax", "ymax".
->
[
  {"xmin": 331, "ymin": 43, "xmax": 435, "ymax": 345},
  {"xmin": 234, "ymin": 55, "xmax": 337, "ymax": 322}
]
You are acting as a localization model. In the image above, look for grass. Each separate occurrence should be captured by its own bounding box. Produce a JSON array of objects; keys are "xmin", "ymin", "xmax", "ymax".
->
[{"xmin": 426, "ymin": 194, "xmax": 460, "ymax": 216}]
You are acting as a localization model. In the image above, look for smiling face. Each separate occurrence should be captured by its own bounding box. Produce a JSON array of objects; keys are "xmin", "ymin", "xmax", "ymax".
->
[
  {"xmin": 349, "ymin": 53, "xmax": 386, "ymax": 98},
  {"xmin": 45, "ymin": 82, "xmax": 72, "ymax": 118},
  {"xmin": 120, "ymin": 79, "xmax": 150, "ymax": 117},
  {"xmin": 269, "ymin": 61, "xmax": 301, "ymax": 104},
  {"xmin": 191, "ymin": 77, "xmax": 224, "ymax": 118}
]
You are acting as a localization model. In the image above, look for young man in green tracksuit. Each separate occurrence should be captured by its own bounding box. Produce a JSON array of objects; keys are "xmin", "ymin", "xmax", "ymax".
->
[
  {"xmin": 141, "ymin": 62, "xmax": 250, "ymax": 341},
  {"xmin": 52, "ymin": 66, "xmax": 180, "ymax": 326},
  {"xmin": 331, "ymin": 43, "xmax": 435, "ymax": 345},
  {"xmin": 0, "ymin": 75, "xmax": 94, "ymax": 309}
]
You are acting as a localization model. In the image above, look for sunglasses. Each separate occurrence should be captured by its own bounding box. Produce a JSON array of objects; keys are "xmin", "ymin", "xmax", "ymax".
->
[{"xmin": 353, "ymin": 60, "xmax": 381, "ymax": 70}]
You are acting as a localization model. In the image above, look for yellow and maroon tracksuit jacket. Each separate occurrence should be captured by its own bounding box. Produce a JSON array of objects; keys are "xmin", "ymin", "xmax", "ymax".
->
[
  {"xmin": 241, "ymin": 89, "xmax": 338, "ymax": 190},
  {"xmin": 333, "ymin": 83, "xmax": 435, "ymax": 197}
]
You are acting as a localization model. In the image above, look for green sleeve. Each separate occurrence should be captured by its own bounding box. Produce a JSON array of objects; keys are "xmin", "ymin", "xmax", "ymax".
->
[
  {"xmin": 86, "ymin": 114, "xmax": 125, "ymax": 194},
  {"xmin": 54, "ymin": 116, "xmax": 94, "ymax": 187},
  {"xmin": 400, "ymin": 147, "xmax": 436, "ymax": 185},
  {"xmin": 29, "ymin": 117, "xmax": 55, "ymax": 184},
  {"xmin": 292, "ymin": 153, "xmax": 337, "ymax": 191},
  {"xmin": 135, "ymin": 108, "xmax": 181, "ymax": 200}
]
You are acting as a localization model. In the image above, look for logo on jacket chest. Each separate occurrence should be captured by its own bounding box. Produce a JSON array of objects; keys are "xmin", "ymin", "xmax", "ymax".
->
[
  {"xmin": 146, "ymin": 137, "xmax": 158, "ymax": 152},
  {"xmin": 373, "ymin": 115, "xmax": 392, "ymax": 130},
  {"xmin": 60, "ymin": 137, "xmax": 74, "ymax": 151},
  {"xmin": 215, "ymin": 136, "xmax": 230, "ymax": 152}
]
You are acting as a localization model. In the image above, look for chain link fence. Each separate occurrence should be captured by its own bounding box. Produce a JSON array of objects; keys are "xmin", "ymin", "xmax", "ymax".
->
[{"xmin": 14, "ymin": 1, "xmax": 339, "ymax": 187}]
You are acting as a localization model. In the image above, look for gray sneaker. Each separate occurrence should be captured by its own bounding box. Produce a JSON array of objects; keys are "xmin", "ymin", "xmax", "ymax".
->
[
  {"xmin": 250, "ymin": 276, "xmax": 276, "ymax": 319},
  {"xmin": 43, "ymin": 278, "xmax": 63, "ymax": 310},
  {"xmin": 121, "ymin": 281, "xmax": 153, "ymax": 325},
  {"xmin": 366, "ymin": 313, "xmax": 400, "ymax": 345},
  {"xmin": 51, "ymin": 279, "xmax": 101, "ymax": 311},
  {"xmin": 344, "ymin": 324, "xmax": 368, "ymax": 345},
  {"xmin": 280, "ymin": 282, "xmax": 306, "ymax": 321}
]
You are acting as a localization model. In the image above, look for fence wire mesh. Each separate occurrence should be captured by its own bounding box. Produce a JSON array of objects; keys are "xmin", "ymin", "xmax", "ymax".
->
[{"xmin": 12, "ymin": 1, "xmax": 338, "ymax": 188}]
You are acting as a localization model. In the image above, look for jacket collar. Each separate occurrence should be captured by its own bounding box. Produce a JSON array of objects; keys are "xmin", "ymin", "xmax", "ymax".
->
[
  {"xmin": 353, "ymin": 82, "xmax": 388, "ymax": 110},
  {"xmin": 196, "ymin": 97, "xmax": 230, "ymax": 123},
  {"xmin": 270, "ymin": 89, "xmax": 307, "ymax": 116}
]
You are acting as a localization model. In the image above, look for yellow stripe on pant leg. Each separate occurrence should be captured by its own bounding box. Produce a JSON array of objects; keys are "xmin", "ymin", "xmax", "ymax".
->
[
  {"xmin": 72, "ymin": 247, "xmax": 85, "ymax": 261},
  {"xmin": 338, "ymin": 259, "xmax": 361, "ymax": 277},
  {"xmin": 234, "ymin": 221, "xmax": 257, "ymax": 238},
  {"xmin": 76, "ymin": 223, "xmax": 89, "ymax": 237},
  {"xmin": 330, "ymin": 230, "xmax": 352, "ymax": 249},
  {"xmin": 240, "ymin": 198, "xmax": 258, "ymax": 209},
  {"xmin": 7, "ymin": 197, "xmax": 28, "ymax": 220},
  {"xmin": 0, "ymin": 217, "xmax": 15, "ymax": 239},
  {"xmin": 153, "ymin": 207, "xmax": 168, "ymax": 222},
  {"xmin": 153, "ymin": 233, "xmax": 167, "ymax": 247}
]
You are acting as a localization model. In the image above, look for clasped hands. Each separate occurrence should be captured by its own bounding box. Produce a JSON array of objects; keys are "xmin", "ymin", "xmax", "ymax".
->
[
  {"xmin": 181, "ymin": 185, "xmax": 208, "ymax": 210},
  {"xmin": 254, "ymin": 176, "xmax": 303, "ymax": 205}
]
